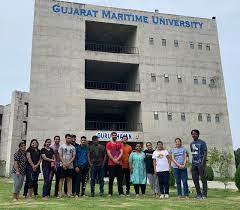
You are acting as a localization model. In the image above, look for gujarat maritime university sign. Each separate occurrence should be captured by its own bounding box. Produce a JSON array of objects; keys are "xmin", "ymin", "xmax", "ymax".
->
[{"xmin": 52, "ymin": 4, "xmax": 204, "ymax": 29}]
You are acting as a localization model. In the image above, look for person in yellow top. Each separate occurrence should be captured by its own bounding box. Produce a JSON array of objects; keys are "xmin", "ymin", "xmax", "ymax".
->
[{"xmin": 121, "ymin": 135, "xmax": 132, "ymax": 196}]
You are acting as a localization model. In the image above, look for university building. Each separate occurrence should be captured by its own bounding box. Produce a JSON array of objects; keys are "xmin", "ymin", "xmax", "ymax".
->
[{"xmin": 0, "ymin": 0, "xmax": 234, "ymax": 175}]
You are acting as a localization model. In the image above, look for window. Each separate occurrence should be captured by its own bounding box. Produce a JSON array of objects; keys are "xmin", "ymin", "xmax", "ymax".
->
[
  {"xmin": 167, "ymin": 112, "xmax": 172, "ymax": 121},
  {"xmin": 190, "ymin": 42, "xmax": 194, "ymax": 49},
  {"xmin": 206, "ymin": 44, "xmax": 211, "ymax": 51},
  {"xmin": 181, "ymin": 113, "xmax": 186, "ymax": 121},
  {"xmin": 215, "ymin": 114, "xmax": 220, "ymax": 123},
  {"xmin": 162, "ymin": 39, "xmax": 167, "ymax": 46},
  {"xmin": 202, "ymin": 77, "xmax": 206, "ymax": 85},
  {"xmin": 198, "ymin": 113, "xmax": 203, "ymax": 122},
  {"xmin": 23, "ymin": 121, "xmax": 28, "ymax": 135},
  {"xmin": 177, "ymin": 75, "xmax": 182, "ymax": 83},
  {"xmin": 151, "ymin": 73, "xmax": 156, "ymax": 82},
  {"xmin": 24, "ymin": 102, "xmax": 29, "ymax": 117},
  {"xmin": 149, "ymin": 37, "xmax": 154, "ymax": 45},
  {"xmin": 198, "ymin": 43, "xmax": 202, "ymax": 50},
  {"xmin": 174, "ymin": 40, "xmax": 179, "ymax": 48},
  {"xmin": 210, "ymin": 78, "xmax": 215, "ymax": 86},
  {"xmin": 164, "ymin": 74, "xmax": 169, "ymax": 83},
  {"xmin": 154, "ymin": 111, "xmax": 159, "ymax": 120},
  {"xmin": 207, "ymin": 114, "xmax": 211, "ymax": 122},
  {"xmin": 194, "ymin": 78, "xmax": 198, "ymax": 85},
  {"xmin": 0, "ymin": 114, "xmax": 2, "ymax": 126}
]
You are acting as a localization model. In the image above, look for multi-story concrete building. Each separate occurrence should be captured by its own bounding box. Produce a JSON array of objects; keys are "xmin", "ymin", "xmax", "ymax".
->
[{"xmin": 0, "ymin": 0, "xmax": 235, "ymax": 175}]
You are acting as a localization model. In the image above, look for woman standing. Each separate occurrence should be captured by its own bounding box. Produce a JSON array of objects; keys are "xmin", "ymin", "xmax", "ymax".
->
[
  {"xmin": 153, "ymin": 141, "xmax": 171, "ymax": 199},
  {"xmin": 129, "ymin": 143, "xmax": 146, "ymax": 196},
  {"xmin": 41, "ymin": 139, "xmax": 55, "ymax": 199},
  {"xmin": 12, "ymin": 142, "xmax": 27, "ymax": 201},
  {"xmin": 24, "ymin": 139, "xmax": 41, "ymax": 198},
  {"xmin": 144, "ymin": 142, "xmax": 159, "ymax": 197},
  {"xmin": 170, "ymin": 138, "xmax": 189, "ymax": 198}
]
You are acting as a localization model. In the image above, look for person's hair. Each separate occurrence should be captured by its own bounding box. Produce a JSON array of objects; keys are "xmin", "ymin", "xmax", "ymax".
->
[
  {"xmin": 191, "ymin": 129, "xmax": 200, "ymax": 136},
  {"xmin": 81, "ymin": 136, "xmax": 87, "ymax": 140},
  {"xmin": 65, "ymin": 134, "xmax": 71, "ymax": 138},
  {"xmin": 157, "ymin": 141, "xmax": 163, "ymax": 145},
  {"xmin": 111, "ymin": 132, "xmax": 117, "ymax": 136},
  {"xmin": 121, "ymin": 135, "xmax": 128, "ymax": 139},
  {"xmin": 146, "ymin": 142, "xmax": 152, "ymax": 146},
  {"xmin": 28, "ymin": 139, "xmax": 39, "ymax": 150},
  {"xmin": 44, "ymin": 138, "xmax": 51, "ymax": 147},
  {"xmin": 92, "ymin": 135, "xmax": 98, "ymax": 141},
  {"xmin": 18, "ymin": 141, "xmax": 26, "ymax": 148},
  {"xmin": 54, "ymin": 135, "xmax": 60, "ymax": 140},
  {"xmin": 72, "ymin": 135, "xmax": 76, "ymax": 138},
  {"xmin": 175, "ymin": 138, "xmax": 182, "ymax": 143}
]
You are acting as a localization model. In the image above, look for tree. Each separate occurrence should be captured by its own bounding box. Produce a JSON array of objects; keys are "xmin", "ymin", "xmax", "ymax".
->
[
  {"xmin": 234, "ymin": 148, "xmax": 240, "ymax": 168},
  {"xmin": 208, "ymin": 147, "xmax": 233, "ymax": 190}
]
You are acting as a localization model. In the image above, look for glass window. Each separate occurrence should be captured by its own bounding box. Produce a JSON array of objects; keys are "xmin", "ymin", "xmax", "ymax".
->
[
  {"xmin": 215, "ymin": 114, "xmax": 220, "ymax": 123},
  {"xmin": 149, "ymin": 37, "xmax": 154, "ymax": 45},
  {"xmin": 207, "ymin": 114, "xmax": 211, "ymax": 122},
  {"xmin": 198, "ymin": 113, "xmax": 203, "ymax": 122},
  {"xmin": 162, "ymin": 39, "xmax": 167, "ymax": 46},
  {"xmin": 202, "ymin": 77, "xmax": 206, "ymax": 85},
  {"xmin": 151, "ymin": 73, "xmax": 156, "ymax": 82},
  {"xmin": 177, "ymin": 75, "xmax": 182, "ymax": 83},
  {"xmin": 154, "ymin": 112, "xmax": 159, "ymax": 120},
  {"xmin": 194, "ymin": 78, "xmax": 198, "ymax": 84},
  {"xmin": 164, "ymin": 74, "xmax": 169, "ymax": 82},
  {"xmin": 198, "ymin": 43, "xmax": 202, "ymax": 50},
  {"xmin": 190, "ymin": 42, "xmax": 194, "ymax": 49},
  {"xmin": 181, "ymin": 113, "xmax": 186, "ymax": 121},
  {"xmin": 174, "ymin": 40, "xmax": 179, "ymax": 48},
  {"xmin": 167, "ymin": 112, "xmax": 172, "ymax": 121},
  {"xmin": 206, "ymin": 44, "xmax": 211, "ymax": 51}
]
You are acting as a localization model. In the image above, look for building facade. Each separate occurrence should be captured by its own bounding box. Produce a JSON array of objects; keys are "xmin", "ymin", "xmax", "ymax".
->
[{"xmin": 0, "ymin": 0, "xmax": 235, "ymax": 175}]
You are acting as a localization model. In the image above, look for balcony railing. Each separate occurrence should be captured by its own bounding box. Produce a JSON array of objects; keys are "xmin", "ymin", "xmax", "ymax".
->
[
  {"xmin": 86, "ymin": 80, "xmax": 140, "ymax": 92},
  {"xmin": 86, "ymin": 121, "xmax": 142, "ymax": 131},
  {"xmin": 85, "ymin": 42, "xmax": 139, "ymax": 54}
]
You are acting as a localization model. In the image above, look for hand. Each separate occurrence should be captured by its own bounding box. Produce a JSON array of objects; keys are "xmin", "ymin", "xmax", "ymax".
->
[
  {"xmin": 75, "ymin": 167, "xmax": 80, "ymax": 173},
  {"xmin": 154, "ymin": 171, "xmax": 157, "ymax": 176},
  {"xmin": 32, "ymin": 165, "xmax": 37, "ymax": 172},
  {"xmin": 16, "ymin": 171, "xmax": 20, "ymax": 176}
]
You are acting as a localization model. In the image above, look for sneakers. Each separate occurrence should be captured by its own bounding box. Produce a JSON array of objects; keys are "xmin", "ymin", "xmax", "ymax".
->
[
  {"xmin": 159, "ymin": 194, "xmax": 164, "ymax": 199},
  {"xmin": 195, "ymin": 195, "xmax": 203, "ymax": 200},
  {"xmin": 164, "ymin": 194, "xmax": 169, "ymax": 199}
]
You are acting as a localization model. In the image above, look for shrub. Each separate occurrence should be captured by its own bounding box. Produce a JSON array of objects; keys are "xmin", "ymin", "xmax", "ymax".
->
[
  {"xmin": 235, "ymin": 166, "xmax": 240, "ymax": 191},
  {"xmin": 206, "ymin": 165, "xmax": 214, "ymax": 181},
  {"xmin": 169, "ymin": 170, "xmax": 176, "ymax": 187}
]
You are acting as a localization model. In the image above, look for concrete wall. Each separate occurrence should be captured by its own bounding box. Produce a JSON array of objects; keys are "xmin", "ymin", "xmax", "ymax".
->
[{"xmin": 28, "ymin": 0, "xmax": 234, "ymax": 169}]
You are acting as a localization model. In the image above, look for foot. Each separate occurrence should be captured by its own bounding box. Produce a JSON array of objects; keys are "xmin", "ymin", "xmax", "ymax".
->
[
  {"xmin": 99, "ymin": 193, "xmax": 104, "ymax": 197},
  {"xmin": 164, "ymin": 194, "xmax": 169, "ymax": 199},
  {"xmin": 126, "ymin": 193, "xmax": 130, "ymax": 197},
  {"xmin": 42, "ymin": 197, "xmax": 48, "ymax": 200},
  {"xmin": 202, "ymin": 195, "xmax": 207, "ymax": 199},
  {"xmin": 90, "ymin": 193, "xmax": 95, "ymax": 197},
  {"xmin": 159, "ymin": 194, "xmax": 164, "ymax": 199},
  {"xmin": 13, "ymin": 198, "xmax": 18, "ymax": 202},
  {"xmin": 136, "ymin": 194, "xmax": 139, "ymax": 197},
  {"xmin": 108, "ymin": 194, "xmax": 112, "ymax": 197},
  {"xmin": 185, "ymin": 196, "xmax": 189, "ymax": 199},
  {"xmin": 75, "ymin": 195, "xmax": 79, "ymax": 198},
  {"xmin": 178, "ymin": 195, "xmax": 183, "ymax": 199},
  {"xmin": 119, "ymin": 194, "xmax": 125, "ymax": 197},
  {"xmin": 195, "ymin": 195, "xmax": 203, "ymax": 200}
]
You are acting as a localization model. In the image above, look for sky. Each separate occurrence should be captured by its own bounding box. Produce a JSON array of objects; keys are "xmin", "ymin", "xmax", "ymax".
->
[{"xmin": 0, "ymin": 0, "xmax": 239, "ymax": 149}]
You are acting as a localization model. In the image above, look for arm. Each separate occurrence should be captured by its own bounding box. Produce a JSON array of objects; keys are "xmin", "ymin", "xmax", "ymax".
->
[
  {"xmin": 202, "ymin": 150, "xmax": 207, "ymax": 165},
  {"xmin": 171, "ymin": 154, "xmax": 182, "ymax": 168},
  {"xmin": 107, "ymin": 149, "xmax": 116, "ymax": 163},
  {"xmin": 41, "ymin": 154, "xmax": 54, "ymax": 162},
  {"xmin": 166, "ymin": 155, "xmax": 171, "ymax": 171},
  {"xmin": 88, "ymin": 152, "xmax": 93, "ymax": 167},
  {"xmin": 13, "ymin": 160, "xmax": 20, "ymax": 175},
  {"xmin": 153, "ymin": 159, "xmax": 157, "ymax": 175},
  {"xmin": 67, "ymin": 149, "xmax": 76, "ymax": 166},
  {"xmin": 116, "ymin": 148, "xmax": 123, "ymax": 162},
  {"xmin": 128, "ymin": 153, "xmax": 133, "ymax": 173},
  {"xmin": 26, "ymin": 152, "xmax": 35, "ymax": 168}
]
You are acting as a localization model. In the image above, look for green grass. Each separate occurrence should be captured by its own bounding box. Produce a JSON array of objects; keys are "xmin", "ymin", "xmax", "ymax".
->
[{"xmin": 0, "ymin": 178, "xmax": 239, "ymax": 210}]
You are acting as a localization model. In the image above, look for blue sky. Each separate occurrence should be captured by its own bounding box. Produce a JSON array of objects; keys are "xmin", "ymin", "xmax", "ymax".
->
[{"xmin": 0, "ymin": 0, "xmax": 239, "ymax": 149}]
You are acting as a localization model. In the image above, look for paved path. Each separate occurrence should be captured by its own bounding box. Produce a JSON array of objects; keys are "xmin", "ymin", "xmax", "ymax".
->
[{"xmin": 188, "ymin": 180, "xmax": 238, "ymax": 190}]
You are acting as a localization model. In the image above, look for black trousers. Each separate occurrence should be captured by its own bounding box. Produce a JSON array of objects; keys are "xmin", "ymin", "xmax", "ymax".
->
[
  {"xmin": 192, "ymin": 164, "xmax": 208, "ymax": 196},
  {"xmin": 122, "ymin": 168, "xmax": 131, "ymax": 194},
  {"xmin": 157, "ymin": 171, "xmax": 170, "ymax": 195},
  {"xmin": 49, "ymin": 167, "xmax": 61, "ymax": 197},
  {"xmin": 75, "ymin": 165, "xmax": 89, "ymax": 196},
  {"xmin": 134, "ymin": 184, "xmax": 146, "ymax": 195},
  {"xmin": 108, "ymin": 165, "xmax": 123, "ymax": 195}
]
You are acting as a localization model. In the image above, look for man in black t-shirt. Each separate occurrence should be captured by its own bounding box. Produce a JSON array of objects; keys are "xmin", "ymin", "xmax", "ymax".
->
[{"xmin": 144, "ymin": 142, "xmax": 159, "ymax": 196}]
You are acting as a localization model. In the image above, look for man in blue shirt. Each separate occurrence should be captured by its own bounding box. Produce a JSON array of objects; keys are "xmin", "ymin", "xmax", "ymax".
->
[
  {"xmin": 190, "ymin": 129, "xmax": 208, "ymax": 199},
  {"xmin": 74, "ymin": 136, "xmax": 89, "ymax": 197}
]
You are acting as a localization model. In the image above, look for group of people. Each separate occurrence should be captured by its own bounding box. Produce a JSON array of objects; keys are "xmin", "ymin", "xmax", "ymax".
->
[{"xmin": 11, "ymin": 129, "xmax": 208, "ymax": 201}]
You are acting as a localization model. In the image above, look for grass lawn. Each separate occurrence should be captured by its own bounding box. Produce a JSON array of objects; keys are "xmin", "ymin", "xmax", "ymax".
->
[{"xmin": 0, "ymin": 178, "xmax": 239, "ymax": 210}]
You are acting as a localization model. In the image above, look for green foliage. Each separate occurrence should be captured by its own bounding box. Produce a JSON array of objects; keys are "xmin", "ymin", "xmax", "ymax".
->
[
  {"xmin": 235, "ymin": 166, "xmax": 240, "ymax": 191},
  {"xmin": 208, "ymin": 147, "xmax": 233, "ymax": 190},
  {"xmin": 234, "ymin": 148, "xmax": 240, "ymax": 168},
  {"xmin": 206, "ymin": 165, "xmax": 214, "ymax": 181},
  {"xmin": 169, "ymin": 170, "xmax": 175, "ymax": 187}
]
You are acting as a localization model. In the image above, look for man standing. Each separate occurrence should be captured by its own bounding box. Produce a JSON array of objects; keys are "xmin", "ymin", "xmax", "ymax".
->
[
  {"xmin": 88, "ymin": 135, "xmax": 106, "ymax": 197},
  {"xmin": 121, "ymin": 135, "xmax": 132, "ymax": 196},
  {"xmin": 58, "ymin": 134, "xmax": 76, "ymax": 198},
  {"xmin": 50, "ymin": 136, "xmax": 61, "ymax": 197},
  {"xmin": 74, "ymin": 136, "xmax": 89, "ymax": 197},
  {"xmin": 106, "ymin": 132, "xmax": 124, "ymax": 196},
  {"xmin": 190, "ymin": 129, "xmax": 208, "ymax": 199},
  {"xmin": 71, "ymin": 134, "xmax": 79, "ymax": 196}
]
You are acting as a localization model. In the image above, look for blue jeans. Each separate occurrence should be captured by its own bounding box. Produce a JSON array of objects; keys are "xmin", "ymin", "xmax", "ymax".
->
[
  {"xmin": 90, "ymin": 165, "xmax": 105, "ymax": 195},
  {"xmin": 173, "ymin": 168, "xmax": 189, "ymax": 196},
  {"xmin": 42, "ymin": 167, "xmax": 52, "ymax": 197}
]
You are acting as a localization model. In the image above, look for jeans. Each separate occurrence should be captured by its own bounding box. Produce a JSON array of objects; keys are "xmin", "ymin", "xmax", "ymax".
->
[
  {"xmin": 134, "ymin": 184, "xmax": 146, "ymax": 195},
  {"xmin": 173, "ymin": 168, "xmax": 189, "ymax": 196},
  {"xmin": 108, "ymin": 165, "xmax": 123, "ymax": 195},
  {"xmin": 157, "ymin": 171, "xmax": 170, "ymax": 195},
  {"xmin": 90, "ymin": 165, "xmax": 105, "ymax": 195},
  {"xmin": 12, "ymin": 173, "xmax": 25, "ymax": 194},
  {"xmin": 23, "ymin": 166, "xmax": 39, "ymax": 196},
  {"xmin": 122, "ymin": 168, "xmax": 131, "ymax": 194},
  {"xmin": 192, "ymin": 164, "xmax": 208, "ymax": 197},
  {"xmin": 49, "ymin": 167, "xmax": 61, "ymax": 197},
  {"xmin": 147, "ymin": 173, "xmax": 159, "ymax": 194},
  {"xmin": 75, "ymin": 165, "xmax": 89, "ymax": 196},
  {"xmin": 42, "ymin": 167, "xmax": 52, "ymax": 197}
]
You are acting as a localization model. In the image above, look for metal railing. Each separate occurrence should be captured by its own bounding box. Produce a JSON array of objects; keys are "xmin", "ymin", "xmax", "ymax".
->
[
  {"xmin": 85, "ymin": 42, "xmax": 139, "ymax": 54},
  {"xmin": 85, "ymin": 80, "xmax": 140, "ymax": 92},
  {"xmin": 86, "ymin": 121, "xmax": 142, "ymax": 131}
]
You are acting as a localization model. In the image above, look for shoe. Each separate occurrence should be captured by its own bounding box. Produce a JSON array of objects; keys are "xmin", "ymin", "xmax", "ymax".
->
[
  {"xmin": 99, "ymin": 193, "xmax": 104, "ymax": 197},
  {"xmin": 202, "ymin": 196, "xmax": 207, "ymax": 199},
  {"xmin": 164, "ymin": 194, "xmax": 169, "ymax": 199},
  {"xmin": 108, "ymin": 194, "xmax": 112, "ymax": 197},
  {"xmin": 178, "ymin": 196, "xmax": 183, "ymax": 199},
  {"xmin": 91, "ymin": 193, "xmax": 95, "ymax": 197},
  {"xmin": 185, "ymin": 196, "xmax": 189, "ymax": 199},
  {"xmin": 13, "ymin": 198, "xmax": 18, "ymax": 202},
  {"xmin": 119, "ymin": 194, "xmax": 125, "ymax": 197},
  {"xmin": 195, "ymin": 195, "xmax": 203, "ymax": 200},
  {"xmin": 159, "ymin": 195, "xmax": 164, "ymax": 199},
  {"xmin": 136, "ymin": 194, "xmax": 139, "ymax": 197},
  {"xmin": 126, "ymin": 193, "xmax": 130, "ymax": 197},
  {"xmin": 75, "ymin": 195, "xmax": 79, "ymax": 198}
]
